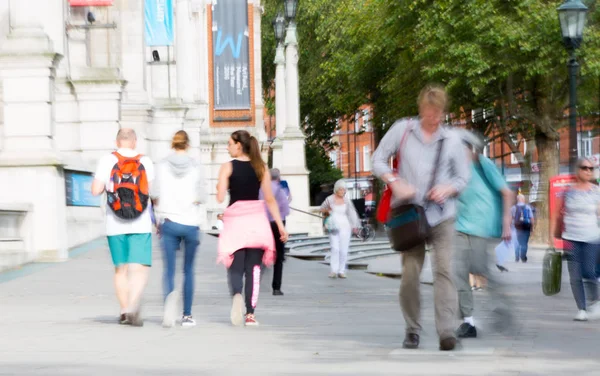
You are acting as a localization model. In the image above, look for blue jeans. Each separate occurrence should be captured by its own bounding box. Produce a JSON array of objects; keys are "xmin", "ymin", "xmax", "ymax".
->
[
  {"xmin": 515, "ymin": 229, "xmax": 531, "ymax": 261},
  {"xmin": 160, "ymin": 220, "xmax": 200, "ymax": 316},
  {"xmin": 565, "ymin": 240, "xmax": 599, "ymax": 311}
]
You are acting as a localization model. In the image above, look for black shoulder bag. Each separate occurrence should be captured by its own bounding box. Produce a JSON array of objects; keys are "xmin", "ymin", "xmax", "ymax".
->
[{"xmin": 386, "ymin": 139, "xmax": 444, "ymax": 252}]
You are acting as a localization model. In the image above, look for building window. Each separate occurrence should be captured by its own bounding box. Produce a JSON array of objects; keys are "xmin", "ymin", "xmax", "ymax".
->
[
  {"xmin": 335, "ymin": 119, "xmax": 340, "ymax": 134},
  {"xmin": 354, "ymin": 112, "xmax": 361, "ymax": 133},
  {"xmin": 578, "ymin": 131, "xmax": 593, "ymax": 157},
  {"xmin": 363, "ymin": 145, "xmax": 371, "ymax": 172},
  {"xmin": 363, "ymin": 109, "xmax": 370, "ymax": 132},
  {"xmin": 355, "ymin": 148, "xmax": 360, "ymax": 172},
  {"xmin": 329, "ymin": 151, "xmax": 338, "ymax": 168}
]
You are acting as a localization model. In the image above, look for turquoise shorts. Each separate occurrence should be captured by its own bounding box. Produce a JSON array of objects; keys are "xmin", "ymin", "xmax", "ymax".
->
[{"xmin": 107, "ymin": 233, "xmax": 152, "ymax": 267}]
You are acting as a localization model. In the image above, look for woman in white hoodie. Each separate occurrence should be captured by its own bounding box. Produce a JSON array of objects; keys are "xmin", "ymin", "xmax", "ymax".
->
[{"xmin": 153, "ymin": 130, "xmax": 208, "ymax": 327}]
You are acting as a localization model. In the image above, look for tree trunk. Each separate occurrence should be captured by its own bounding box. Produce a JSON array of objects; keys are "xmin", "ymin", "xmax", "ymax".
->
[{"xmin": 532, "ymin": 133, "xmax": 559, "ymax": 244}]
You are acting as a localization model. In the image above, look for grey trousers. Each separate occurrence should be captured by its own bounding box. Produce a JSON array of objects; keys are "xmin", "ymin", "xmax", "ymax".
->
[
  {"xmin": 400, "ymin": 219, "xmax": 458, "ymax": 340},
  {"xmin": 453, "ymin": 232, "xmax": 512, "ymax": 323}
]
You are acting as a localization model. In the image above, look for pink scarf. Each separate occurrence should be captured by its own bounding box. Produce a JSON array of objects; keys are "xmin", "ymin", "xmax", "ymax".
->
[{"xmin": 217, "ymin": 200, "xmax": 275, "ymax": 268}]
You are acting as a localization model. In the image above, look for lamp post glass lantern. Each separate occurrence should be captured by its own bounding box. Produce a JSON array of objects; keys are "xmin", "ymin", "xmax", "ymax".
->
[
  {"xmin": 273, "ymin": 13, "xmax": 286, "ymax": 42},
  {"xmin": 558, "ymin": 0, "xmax": 588, "ymax": 49},
  {"xmin": 557, "ymin": 0, "xmax": 588, "ymax": 173},
  {"xmin": 283, "ymin": 0, "xmax": 298, "ymax": 21}
]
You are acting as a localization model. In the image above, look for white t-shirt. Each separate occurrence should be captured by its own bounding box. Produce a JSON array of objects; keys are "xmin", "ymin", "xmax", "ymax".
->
[{"xmin": 94, "ymin": 148, "xmax": 155, "ymax": 236}]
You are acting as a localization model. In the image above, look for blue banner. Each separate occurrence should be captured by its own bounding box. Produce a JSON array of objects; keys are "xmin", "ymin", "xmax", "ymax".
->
[
  {"xmin": 212, "ymin": 0, "xmax": 251, "ymax": 109},
  {"xmin": 65, "ymin": 171, "xmax": 101, "ymax": 207},
  {"xmin": 145, "ymin": 0, "xmax": 174, "ymax": 46}
]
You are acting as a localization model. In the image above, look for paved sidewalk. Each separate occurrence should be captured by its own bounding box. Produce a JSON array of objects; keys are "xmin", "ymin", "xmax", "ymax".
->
[{"xmin": 0, "ymin": 234, "xmax": 599, "ymax": 375}]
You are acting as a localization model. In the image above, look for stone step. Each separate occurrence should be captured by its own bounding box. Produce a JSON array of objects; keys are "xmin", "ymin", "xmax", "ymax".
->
[
  {"xmin": 287, "ymin": 238, "xmax": 386, "ymax": 251},
  {"xmin": 288, "ymin": 242, "xmax": 390, "ymax": 260}
]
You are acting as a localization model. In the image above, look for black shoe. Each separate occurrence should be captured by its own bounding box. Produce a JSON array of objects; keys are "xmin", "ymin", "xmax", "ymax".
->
[
  {"xmin": 439, "ymin": 336, "xmax": 457, "ymax": 351},
  {"xmin": 521, "ymin": 257, "xmax": 528, "ymax": 263},
  {"xmin": 273, "ymin": 290, "xmax": 284, "ymax": 296},
  {"xmin": 402, "ymin": 333, "xmax": 420, "ymax": 349},
  {"xmin": 119, "ymin": 313, "xmax": 130, "ymax": 325},
  {"xmin": 456, "ymin": 323, "xmax": 477, "ymax": 338}
]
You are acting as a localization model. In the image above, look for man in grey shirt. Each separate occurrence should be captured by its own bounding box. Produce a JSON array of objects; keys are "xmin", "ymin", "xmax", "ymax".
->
[{"xmin": 371, "ymin": 85, "xmax": 471, "ymax": 351}]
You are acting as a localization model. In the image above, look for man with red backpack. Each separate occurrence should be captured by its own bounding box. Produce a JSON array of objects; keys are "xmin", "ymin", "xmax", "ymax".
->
[{"xmin": 92, "ymin": 128, "xmax": 155, "ymax": 326}]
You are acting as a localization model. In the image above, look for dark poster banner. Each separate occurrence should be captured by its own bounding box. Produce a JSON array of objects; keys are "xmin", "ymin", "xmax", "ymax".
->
[{"xmin": 212, "ymin": 0, "xmax": 251, "ymax": 110}]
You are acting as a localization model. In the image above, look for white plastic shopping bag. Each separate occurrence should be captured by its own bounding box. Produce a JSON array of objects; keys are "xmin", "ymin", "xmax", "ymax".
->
[{"xmin": 495, "ymin": 240, "xmax": 513, "ymax": 267}]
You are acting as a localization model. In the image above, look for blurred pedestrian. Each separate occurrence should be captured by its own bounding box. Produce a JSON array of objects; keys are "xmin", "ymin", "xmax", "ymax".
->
[
  {"xmin": 259, "ymin": 168, "xmax": 290, "ymax": 296},
  {"xmin": 512, "ymin": 194, "xmax": 534, "ymax": 262},
  {"xmin": 154, "ymin": 130, "xmax": 208, "ymax": 327},
  {"xmin": 371, "ymin": 84, "xmax": 470, "ymax": 351},
  {"xmin": 550, "ymin": 157, "xmax": 600, "ymax": 321},
  {"xmin": 453, "ymin": 129, "xmax": 514, "ymax": 339},
  {"xmin": 320, "ymin": 179, "xmax": 361, "ymax": 279},
  {"xmin": 216, "ymin": 130, "xmax": 288, "ymax": 326},
  {"xmin": 91, "ymin": 128, "xmax": 154, "ymax": 327},
  {"xmin": 315, "ymin": 183, "xmax": 331, "ymax": 206}
]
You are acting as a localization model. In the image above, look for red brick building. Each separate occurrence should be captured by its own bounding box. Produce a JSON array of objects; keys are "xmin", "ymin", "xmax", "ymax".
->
[{"xmin": 329, "ymin": 105, "xmax": 376, "ymax": 199}]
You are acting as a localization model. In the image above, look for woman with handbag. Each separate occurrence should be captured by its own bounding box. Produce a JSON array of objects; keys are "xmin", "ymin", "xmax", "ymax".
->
[
  {"xmin": 550, "ymin": 157, "xmax": 600, "ymax": 321},
  {"xmin": 320, "ymin": 179, "xmax": 361, "ymax": 279}
]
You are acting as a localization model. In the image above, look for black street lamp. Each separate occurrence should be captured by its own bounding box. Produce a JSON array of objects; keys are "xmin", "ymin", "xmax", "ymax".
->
[{"xmin": 557, "ymin": 0, "xmax": 588, "ymax": 173}]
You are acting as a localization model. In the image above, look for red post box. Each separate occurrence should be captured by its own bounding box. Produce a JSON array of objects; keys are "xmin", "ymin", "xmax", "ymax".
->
[{"xmin": 549, "ymin": 174, "xmax": 576, "ymax": 249}]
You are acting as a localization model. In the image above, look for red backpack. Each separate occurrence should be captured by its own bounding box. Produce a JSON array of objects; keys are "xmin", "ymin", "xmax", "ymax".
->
[{"xmin": 107, "ymin": 152, "xmax": 149, "ymax": 220}]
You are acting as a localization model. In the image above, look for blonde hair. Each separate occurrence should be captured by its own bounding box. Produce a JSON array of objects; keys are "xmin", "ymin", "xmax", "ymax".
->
[
  {"xmin": 171, "ymin": 130, "xmax": 190, "ymax": 150},
  {"xmin": 417, "ymin": 84, "xmax": 448, "ymax": 111}
]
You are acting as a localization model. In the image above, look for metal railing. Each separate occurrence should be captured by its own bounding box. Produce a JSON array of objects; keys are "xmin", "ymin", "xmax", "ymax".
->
[{"xmin": 289, "ymin": 206, "xmax": 323, "ymax": 219}]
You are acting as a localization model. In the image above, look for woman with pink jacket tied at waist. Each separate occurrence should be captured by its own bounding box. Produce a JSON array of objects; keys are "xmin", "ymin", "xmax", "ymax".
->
[{"xmin": 216, "ymin": 130, "xmax": 288, "ymax": 326}]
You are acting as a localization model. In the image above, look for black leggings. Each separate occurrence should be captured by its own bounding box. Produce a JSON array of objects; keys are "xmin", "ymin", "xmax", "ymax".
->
[
  {"xmin": 271, "ymin": 221, "xmax": 285, "ymax": 290},
  {"xmin": 228, "ymin": 248, "xmax": 264, "ymax": 314}
]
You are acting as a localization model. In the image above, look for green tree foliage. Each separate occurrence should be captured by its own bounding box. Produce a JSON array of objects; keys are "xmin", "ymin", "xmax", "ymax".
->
[
  {"xmin": 305, "ymin": 143, "xmax": 343, "ymax": 204},
  {"xmin": 261, "ymin": 0, "xmax": 600, "ymax": 239}
]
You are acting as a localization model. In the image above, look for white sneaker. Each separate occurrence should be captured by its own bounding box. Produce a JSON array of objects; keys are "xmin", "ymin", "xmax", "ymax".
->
[
  {"xmin": 162, "ymin": 291, "xmax": 179, "ymax": 328},
  {"xmin": 574, "ymin": 310, "xmax": 588, "ymax": 321},
  {"xmin": 587, "ymin": 302, "xmax": 600, "ymax": 320},
  {"xmin": 181, "ymin": 315, "xmax": 196, "ymax": 327},
  {"xmin": 230, "ymin": 293, "xmax": 244, "ymax": 326}
]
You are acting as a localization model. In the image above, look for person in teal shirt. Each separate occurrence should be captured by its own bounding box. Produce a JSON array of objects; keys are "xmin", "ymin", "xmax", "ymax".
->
[{"xmin": 453, "ymin": 130, "xmax": 514, "ymax": 339}]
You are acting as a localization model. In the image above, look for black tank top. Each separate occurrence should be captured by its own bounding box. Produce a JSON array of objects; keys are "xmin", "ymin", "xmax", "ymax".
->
[{"xmin": 228, "ymin": 160, "xmax": 261, "ymax": 206}]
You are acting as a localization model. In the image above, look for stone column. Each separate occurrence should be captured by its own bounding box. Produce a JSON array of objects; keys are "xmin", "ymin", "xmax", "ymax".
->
[
  {"xmin": 274, "ymin": 43, "xmax": 286, "ymax": 138},
  {"xmin": 0, "ymin": 0, "xmax": 68, "ymax": 263},
  {"xmin": 281, "ymin": 21, "xmax": 311, "ymax": 235},
  {"xmin": 120, "ymin": 0, "xmax": 147, "ymax": 103},
  {"xmin": 176, "ymin": 0, "xmax": 195, "ymax": 103},
  {"xmin": 69, "ymin": 68, "xmax": 126, "ymax": 163},
  {"xmin": 284, "ymin": 22, "xmax": 301, "ymax": 139}
]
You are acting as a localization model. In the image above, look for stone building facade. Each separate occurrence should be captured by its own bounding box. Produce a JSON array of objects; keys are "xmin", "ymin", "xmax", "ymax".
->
[{"xmin": 0, "ymin": 0, "xmax": 314, "ymax": 271}]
